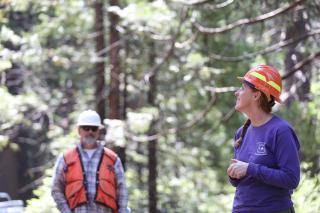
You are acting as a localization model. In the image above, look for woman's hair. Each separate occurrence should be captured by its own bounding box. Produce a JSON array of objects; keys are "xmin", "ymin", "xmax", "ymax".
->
[
  {"xmin": 258, "ymin": 91, "xmax": 275, "ymax": 113},
  {"xmin": 234, "ymin": 81, "xmax": 276, "ymax": 148},
  {"xmin": 244, "ymin": 81, "xmax": 275, "ymax": 113},
  {"xmin": 234, "ymin": 119, "xmax": 251, "ymax": 148}
]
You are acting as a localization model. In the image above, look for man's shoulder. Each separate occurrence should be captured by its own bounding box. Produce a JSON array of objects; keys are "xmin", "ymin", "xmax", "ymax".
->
[
  {"xmin": 63, "ymin": 146, "xmax": 80, "ymax": 163},
  {"xmin": 102, "ymin": 147, "xmax": 118, "ymax": 162}
]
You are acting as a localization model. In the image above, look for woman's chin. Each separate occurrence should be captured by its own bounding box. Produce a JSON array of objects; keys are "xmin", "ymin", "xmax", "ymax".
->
[{"xmin": 235, "ymin": 104, "xmax": 243, "ymax": 112}]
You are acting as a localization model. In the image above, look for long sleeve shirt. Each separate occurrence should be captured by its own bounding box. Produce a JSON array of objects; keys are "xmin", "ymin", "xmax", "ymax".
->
[
  {"xmin": 229, "ymin": 115, "xmax": 300, "ymax": 213},
  {"xmin": 51, "ymin": 143, "xmax": 130, "ymax": 213}
]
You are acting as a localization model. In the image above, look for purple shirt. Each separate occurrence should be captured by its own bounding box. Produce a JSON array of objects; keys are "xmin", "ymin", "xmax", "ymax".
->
[{"xmin": 230, "ymin": 115, "xmax": 300, "ymax": 213}]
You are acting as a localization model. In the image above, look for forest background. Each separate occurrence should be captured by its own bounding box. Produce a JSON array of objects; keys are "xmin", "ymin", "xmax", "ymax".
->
[{"xmin": 0, "ymin": 0, "xmax": 319, "ymax": 212}]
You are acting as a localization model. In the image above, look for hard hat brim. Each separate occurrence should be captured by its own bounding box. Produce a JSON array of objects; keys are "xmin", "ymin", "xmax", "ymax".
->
[{"xmin": 77, "ymin": 123, "xmax": 102, "ymax": 127}]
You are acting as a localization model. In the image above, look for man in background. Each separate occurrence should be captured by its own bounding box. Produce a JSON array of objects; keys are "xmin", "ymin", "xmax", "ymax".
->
[{"xmin": 52, "ymin": 110, "xmax": 130, "ymax": 213}]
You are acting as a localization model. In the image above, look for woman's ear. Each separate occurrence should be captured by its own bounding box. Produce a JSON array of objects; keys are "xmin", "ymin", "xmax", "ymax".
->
[{"xmin": 253, "ymin": 91, "xmax": 262, "ymax": 100}]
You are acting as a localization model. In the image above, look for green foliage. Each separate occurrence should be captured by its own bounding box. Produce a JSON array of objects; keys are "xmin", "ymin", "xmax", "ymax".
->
[
  {"xmin": 0, "ymin": 59, "xmax": 12, "ymax": 72},
  {"xmin": 127, "ymin": 110, "xmax": 155, "ymax": 134},
  {"xmin": 105, "ymin": 119, "xmax": 127, "ymax": 147},
  {"xmin": 157, "ymin": 169, "xmax": 233, "ymax": 213},
  {"xmin": 293, "ymin": 164, "xmax": 320, "ymax": 213},
  {"xmin": 0, "ymin": 87, "xmax": 46, "ymax": 150},
  {"xmin": 24, "ymin": 130, "xmax": 79, "ymax": 212},
  {"xmin": 24, "ymin": 170, "xmax": 59, "ymax": 213},
  {"xmin": 121, "ymin": 0, "xmax": 176, "ymax": 34},
  {"xmin": 0, "ymin": 25, "xmax": 22, "ymax": 46},
  {"xmin": 1, "ymin": 0, "xmax": 319, "ymax": 213},
  {"xmin": 278, "ymin": 101, "xmax": 320, "ymax": 173}
]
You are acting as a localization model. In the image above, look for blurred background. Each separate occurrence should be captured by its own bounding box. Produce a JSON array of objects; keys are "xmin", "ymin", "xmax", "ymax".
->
[{"xmin": 0, "ymin": 0, "xmax": 319, "ymax": 212}]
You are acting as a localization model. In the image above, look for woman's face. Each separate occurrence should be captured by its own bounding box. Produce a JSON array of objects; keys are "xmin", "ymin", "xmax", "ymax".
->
[{"xmin": 234, "ymin": 83, "xmax": 257, "ymax": 112}]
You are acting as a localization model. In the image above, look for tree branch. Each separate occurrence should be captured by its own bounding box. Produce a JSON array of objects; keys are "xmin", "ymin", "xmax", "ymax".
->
[
  {"xmin": 179, "ymin": 0, "xmax": 234, "ymax": 8},
  {"xmin": 209, "ymin": 30, "xmax": 320, "ymax": 62},
  {"xmin": 124, "ymin": 86, "xmax": 235, "ymax": 142},
  {"xmin": 18, "ymin": 175, "xmax": 45, "ymax": 193},
  {"xmin": 175, "ymin": 32, "xmax": 199, "ymax": 49},
  {"xmin": 143, "ymin": 8, "xmax": 189, "ymax": 83},
  {"xmin": 168, "ymin": 93, "xmax": 217, "ymax": 134},
  {"xmin": 282, "ymin": 51, "xmax": 320, "ymax": 80},
  {"xmin": 193, "ymin": 0, "xmax": 307, "ymax": 34}
]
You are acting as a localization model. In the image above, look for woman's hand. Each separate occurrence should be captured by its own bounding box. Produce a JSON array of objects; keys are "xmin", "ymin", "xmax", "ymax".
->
[{"xmin": 227, "ymin": 159, "xmax": 248, "ymax": 179}]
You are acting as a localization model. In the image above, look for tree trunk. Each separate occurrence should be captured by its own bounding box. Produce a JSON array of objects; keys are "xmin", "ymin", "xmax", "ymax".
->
[
  {"xmin": 148, "ymin": 134, "xmax": 157, "ymax": 213},
  {"xmin": 148, "ymin": 40, "xmax": 158, "ymax": 213},
  {"xmin": 94, "ymin": 0, "xmax": 106, "ymax": 119},
  {"xmin": 108, "ymin": 0, "xmax": 121, "ymax": 119},
  {"xmin": 0, "ymin": 148, "xmax": 20, "ymax": 199},
  {"xmin": 284, "ymin": 7, "xmax": 311, "ymax": 105},
  {"xmin": 108, "ymin": 0, "xmax": 126, "ymax": 167}
]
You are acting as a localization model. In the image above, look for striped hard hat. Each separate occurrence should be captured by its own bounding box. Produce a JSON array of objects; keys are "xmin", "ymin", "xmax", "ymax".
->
[{"xmin": 238, "ymin": 65, "xmax": 282, "ymax": 103}]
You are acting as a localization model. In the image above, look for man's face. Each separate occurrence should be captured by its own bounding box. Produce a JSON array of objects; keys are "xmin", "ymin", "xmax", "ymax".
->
[{"xmin": 78, "ymin": 126, "xmax": 100, "ymax": 148}]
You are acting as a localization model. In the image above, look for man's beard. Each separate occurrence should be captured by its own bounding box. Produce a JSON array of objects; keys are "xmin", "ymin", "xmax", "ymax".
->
[{"xmin": 83, "ymin": 136, "xmax": 96, "ymax": 146}]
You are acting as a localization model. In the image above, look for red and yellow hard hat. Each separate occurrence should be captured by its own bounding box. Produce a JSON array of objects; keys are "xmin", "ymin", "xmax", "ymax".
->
[{"xmin": 238, "ymin": 65, "xmax": 282, "ymax": 103}]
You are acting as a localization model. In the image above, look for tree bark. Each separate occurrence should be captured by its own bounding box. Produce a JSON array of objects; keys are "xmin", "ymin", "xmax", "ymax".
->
[
  {"xmin": 147, "ymin": 40, "xmax": 158, "ymax": 213},
  {"xmin": 284, "ymin": 7, "xmax": 311, "ymax": 104},
  {"xmin": 108, "ymin": 0, "xmax": 126, "ymax": 167},
  {"xmin": 94, "ymin": 0, "xmax": 106, "ymax": 119},
  {"xmin": 148, "ymin": 135, "xmax": 157, "ymax": 213},
  {"xmin": 108, "ymin": 0, "xmax": 121, "ymax": 119},
  {"xmin": 0, "ymin": 148, "xmax": 20, "ymax": 199}
]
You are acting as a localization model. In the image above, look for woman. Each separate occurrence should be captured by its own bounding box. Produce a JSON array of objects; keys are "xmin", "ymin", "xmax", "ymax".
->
[{"xmin": 227, "ymin": 65, "xmax": 300, "ymax": 213}]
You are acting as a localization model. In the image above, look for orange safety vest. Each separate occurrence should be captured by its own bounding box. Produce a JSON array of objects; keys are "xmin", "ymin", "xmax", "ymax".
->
[{"xmin": 63, "ymin": 147, "xmax": 118, "ymax": 213}]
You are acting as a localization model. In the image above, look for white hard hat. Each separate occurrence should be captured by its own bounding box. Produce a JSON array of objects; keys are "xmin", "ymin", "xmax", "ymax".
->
[{"xmin": 77, "ymin": 110, "xmax": 101, "ymax": 126}]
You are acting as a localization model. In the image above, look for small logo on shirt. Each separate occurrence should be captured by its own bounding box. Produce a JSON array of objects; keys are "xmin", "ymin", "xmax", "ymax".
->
[
  {"xmin": 107, "ymin": 165, "xmax": 115, "ymax": 173},
  {"xmin": 256, "ymin": 142, "xmax": 267, "ymax": 155}
]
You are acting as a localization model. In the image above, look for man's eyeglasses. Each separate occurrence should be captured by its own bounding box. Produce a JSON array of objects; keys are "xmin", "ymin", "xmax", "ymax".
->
[{"xmin": 81, "ymin": 126, "xmax": 99, "ymax": 132}]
